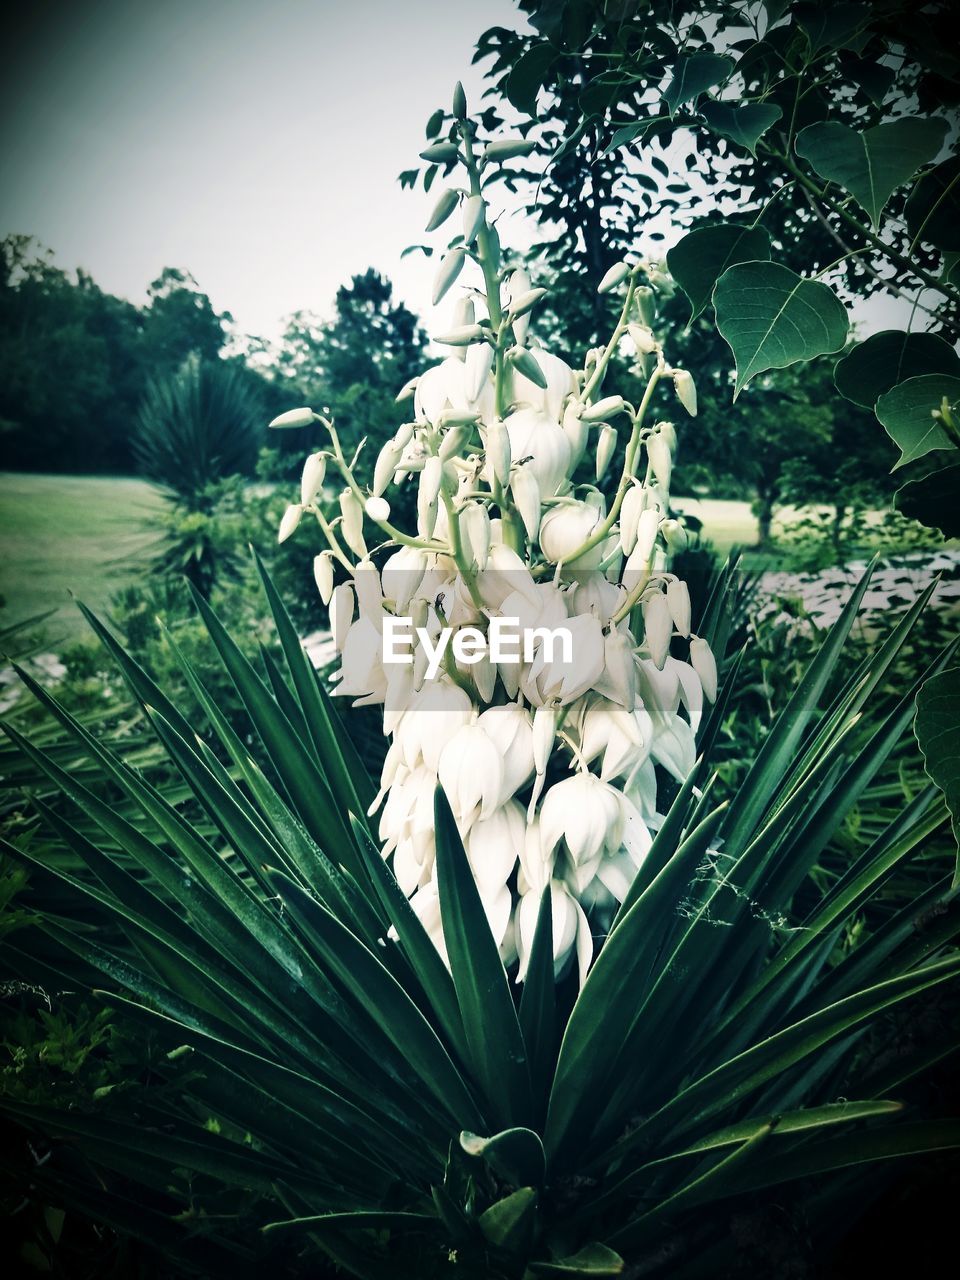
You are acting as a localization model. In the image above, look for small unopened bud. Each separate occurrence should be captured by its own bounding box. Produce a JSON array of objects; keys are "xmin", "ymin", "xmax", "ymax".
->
[
  {"xmin": 581, "ymin": 395, "xmax": 625, "ymax": 423},
  {"xmin": 269, "ymin": 407, "xmax": 315, "ymax": 430},
  {"xmin": 596, "ymin": 425, "xmax": 617, "ymax": 481},
  {"xmin": 643, "ymin": 591, "xmax": 673, "ymax": 669},
  {"xmin": 395, "ymin": 376, "xmax": 419, "ymax": 404},
  {"xmin": 330, "ymin": 583, "xmax": 355, "ymax": 652},
  {"xmin": 508, "ymin": 287, "xmax": 549, "ymax": 321},
  {"xmin": 432, "ymin": 248, "xmax": 466, "ymax": 305},
  {"xmin": 300, "ymin": 452, "xmax": 326, "ymax": 506},
  {"xmin": 374, "ymin": 440, "xmax": 403, "ymax": 496},
  {"xmin": 511, "ymin": 465, "xmax": 541, "ymax": 541},
  {"xmin": 420, "ymin": 141, "xmax": 459, "ymax": 163},
  {"xmin": 313, "ymin": 553, "xmax": 334, "ymax": 605},
  {"xmin": 619, "ymin": 483, "xmax": 646, "ymax": 555},
  {"xmin": 598, "ymin": 261, "xmax": 631, "ymax": 294},
  {"xmin": 278, "ymin": 503, "xmax": 303, "ymax": 544},
  {"xmin": 666, "ymin": 578, "xmax": 691, "ymax": 637},
  {"xmin": 462, "ymin": 194, "xmax": 485, "ymax": 246},
  {"xmin": 483, "ymin": 138, "xmax": 537, "ymax": 162},
  {"xmin": 628, "ymin": 323, "xmax": 657, "ymax": 356},
  {"xmin": 508, "ymin": 345, "xmax": 548, "ymax": 389},
  {"xmin": 634, "ymin": 285, "xmax": 656, "ymax": 327},
  {"xmin": 439, "ymin": 423, "xmax": 471, "ymax": 460},
  {"xmin": 658, "ymin": 421, "xmax": 677, "ymax": 453},
  {"xmin": 339, "ymin": 489, "xmax": 366, "ymax": 558},
  {"xmin": 533, "ymin": 702, "xmax": 558, "ymax": 775},
  {"xmin": 425, "ymin": 187, "xmax": 459, "ymax": 232},
  {"xmin": 417, "ymin": 455, "xmax": 443, "ymax": 538},
  {"xmin": 562, "ymin": 401, "xmax": 588, "ymax": 470},
  {"xmin": 647, "ymin": 433, "xmax": 673, "ymax": 490},
  {"xmin": 485, "ymin": 419, "xmax": 512, "ymax": 487},
  {"xmin": 673, "ymin": 369, "xmax": 698, "ymax": 417},
  {"xmin": 453, "ymin": 82, "xmax": 467, "ymax": 119},
  {"xmin": 461, "ymin": 502, "xmax": 491, "ymax": 570},
  {"xmin": 690, "ymin": 635, "xmax": 718, "ymax": 702},
  {"xmin": 661, "ymin": 517, "xmax": 687, "ymax": 554},
  {"xmin": 465, "ymin": 341, "xmax": 495, "ymax": 401},
  {"xmin": 435, "ymin": 323, "xmax": 484, "ymax": 346},
  {"xmin": 365, "ymin": 496, "xmax": 391, "ymax": 522}
]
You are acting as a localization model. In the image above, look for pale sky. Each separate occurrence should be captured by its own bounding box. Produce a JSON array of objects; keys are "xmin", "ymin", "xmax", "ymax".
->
[
  {"xmin": 1, "ymin": 0, "xmax": 532, "ymax": 344},
  {"xmin": 0, "ymin": 0, "xmax": 931, "ymax": 348}
]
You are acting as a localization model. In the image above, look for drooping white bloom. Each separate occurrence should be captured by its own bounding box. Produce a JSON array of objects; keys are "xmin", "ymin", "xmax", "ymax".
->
[
  {"xmin": 504, "ymin": 408, "xmax": 571, "ymax": 495},
  {"xmin": 438, "ymin": 721, "xmax": 505, "ymax": 823},
  {"xmin": 690, "ymin": 635, "xmax": 718, "ymax": 702}
]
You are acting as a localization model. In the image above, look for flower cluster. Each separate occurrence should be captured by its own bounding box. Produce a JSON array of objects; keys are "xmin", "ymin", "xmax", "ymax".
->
[{"xmin": 271, "ymin": 88, "xmax": 716, "ymax": 983}]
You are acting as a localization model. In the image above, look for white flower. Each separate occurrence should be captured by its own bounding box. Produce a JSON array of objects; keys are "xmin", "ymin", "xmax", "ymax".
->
[
  {"xmin": 510, "ymin": 350, "xmax": 577, "ymax": 421},
  {"xmin": 477, "ymin": 703, "xmax": 535, "ymax": 803},
  {"xmin": 438, "ymin": 721, "xmax": 504, "ymax": 823},
  {"xmin": 464, "ymin": 799, "xmax": 526, "ymax": 892},
  {"xmin": 395, "ymin": 678, "xmax": 473, "ymax": 772},
  {"xmin": 689, "ymin": 635, "xmax": 718, "ymax": 702},
  {"xmin": 504, "ymin": 408, "xmax": 571, "ymax": 495},
  {"xmin": 278, "ymin": 503, "xmax": 303, "ymax": 544},
  {"xmin": 643, "ymin": 591, "xmax": 673, "ymax": 669},
  {"xmin": 522, "ymin": 612, "xmax": 605, "ymax": 706},
  {"xmin": 515, "ymin": 880, "xmax": 592, "ymax": 985},
  {"xmin": 540, "ymin": 771, "xmax": 624, "ymax": 867},
  {"xmin": 300, "ymin": 452, "xmax": 326, "ymax": 505},
  {"xmin": 539, "ymin": 500, "xmax": 606, "ymax": 568}
]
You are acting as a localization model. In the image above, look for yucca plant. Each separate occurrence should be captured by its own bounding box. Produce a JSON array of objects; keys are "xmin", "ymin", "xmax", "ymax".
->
[{"xmin": 1, "ymin": 548, "xmax": 958, "ymax": 1278}]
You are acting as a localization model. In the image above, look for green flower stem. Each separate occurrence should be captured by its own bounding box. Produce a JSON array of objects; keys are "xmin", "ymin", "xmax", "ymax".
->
[
  {"xmin": 441, "ymin": 490, "xmax": 485, "ymax": 610},
  {"xmin": 311, "ymin": 508, "xmax": 355, "ymax": 573},
  {"xmin": 564, "ymin": 363, "xmax": 664, "ymax": 566},
  {"xmin": 580, "ymin": 270, "xmax": 640, "ymax": 405}
]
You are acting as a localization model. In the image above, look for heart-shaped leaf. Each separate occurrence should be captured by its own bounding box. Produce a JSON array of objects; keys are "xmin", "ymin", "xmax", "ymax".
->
[
  {"xmin": 663, "ymin": 54, "xmax": 732, "ymax": 116},
  {"xmin": 700, "ymin": 101, "xmax": 782, "ymax": 155},
  {"xmin": 835, "ymin": 330, "xmax": 960, "ymax": 407},
  {"xmin": 895, "ymin": 453, "xmax": 960, "ymax": 539},
  {"xmin": 875, "ymin": 373, "xmax": 960, "ymax": 469},
  {"xmin": 667, "ymin": 223, "xmax": 772, "ymax": 322},
  {"xmin": 914, "ymin": 667, "xmax": 960, "ymax": 881},
  {"xmin": 906, "ymin": 155, "xmax": 960, "ymax": 252},
  {"xmin": 796, "ymin": 118, "xmax": 948, "ymax": 226},
  {"xmin": 714, "ymin": 261, "xmax": 849, "ymax": 397},
  {"xmin": 507, "ymin": 42, "xmax": 558, "ymax": 116}
]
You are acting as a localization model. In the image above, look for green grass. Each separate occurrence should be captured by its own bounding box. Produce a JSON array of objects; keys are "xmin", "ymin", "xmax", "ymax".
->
[
  {"xmin": 0, "ymin": 474, "xmax": 769, "ymax": 649},
  {"xmin": 0, "ymin": 473, "xmax": 164, "ymax": 644}
]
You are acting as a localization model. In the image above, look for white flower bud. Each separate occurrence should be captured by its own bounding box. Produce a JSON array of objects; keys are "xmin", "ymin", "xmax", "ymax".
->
[
  {"xmin": 581, "ymin": 395, "xmax": 625, "ymax": 423},
  {"xmin": 432, "ymin": 248, "xmax": 466, "ymax": 305},
  {"xmin": 647, "ymin": 432, "xmax": 673, "ymax": 491},
  {"xmin": 622, "ymin": 508, "xmax": 660, "ymax": 588},
  {"xmin": 278, "ymin": 503, "xmax": 303, "ymax": 544},
  {"xmin": 453, "ymin": 81, "xmax": 467, "ymax": 119},
  {"xmin": 269, "ymin": 407, "xmax": 315, "ymax": 429},
  {"xmin": 666, "ymin": 579, "xmax": 691, "ymax": 637},
  {"xmin": 643, "ymin": 592, "xmax": 673, "ymax": 669},
  {"xmin": 689, "ymin": 635, "xmax": 718, "ymax": 702},
  {"xmin": 484, "ymin": 420, "xmax": 512, "ymax": 487},
  {"xmin": 628, "ymin": 323, "xmax": 657, "ymax": 356},
  {"xmin": 425, "ymin": 187, "xmax": 459, "ymax": 233},
  {"xmin": 508, "ymin": 345, "xmax": 548, "ymax": 389},
  {"xmin": 596, "ymin": 424, "xmax": 617, "ymax": 481},
  {"xmin": 562, "ymin": 401, "xmax": 589, "ymax": 470},
  {"xmin": 417, "ymin": 455, "xmax": 443, "ymax": 539},
  {"xmin": 374, "ymin": 440, "xmax": 403, "ymax": 496},
  {"xmin": 434, "ymin": 323, "xmax": 484, "ymax": 346},
  {"xmin": 461, "ymin": 194, "xmax": 486, "ymax": 246},
  {"xmin": 539, "ymin": 500, "xmax": 605, "ymax": 568},
  {"xmin": 330, "ymin": 582, "xmax": 355, "ymax": 652},
  {"xmin": 508, "ymin": 287, "xmax": 549, "ymax": 321},
  {"xmin": 438, "ymin": 423, "xmax": 471, "ymax": 461},
  {"xmin": 461, "ymin": 501, "xmax": 491, "ymax": 570},
  {"xmin": 659, "ymin": 420, "xmax": 678, "ymax": 453},
  {"xmin": 673, "ymin": 369, "xmax": 698, "ymax": 417},
  {"xmin": 618, "ymin": 483, "xmax": 646, "ymax": 555},
  {"xmin": 661, "ymin": 518, "xmax": 687, "ymax": 553},
  {"xmin": 598, "ymin": 261, "xmax": 631, "ymax": 294},
  {"xmin": 533, "ymin": 702, "xmax": 558, "ymax": 776},
  {"xmin": 464, "ymin": 341, "xmax": 495, "ymax": 403},
  {"xmin": 313, "ymin": 553, "xmax": 334, "ymax": 605},
  {"xmin": 300, "ymin": 452, "xmax": 326, "ymax": 506},
  {"xmin": 483, "ymin": 138, "xmax": 537, "ymax": 162},
  {"xmin": 365, "ymin": 496, "xmax": 391, "ymax": 522},
  {"xmin": 511, "ymin": 465, "xmax": 541, "ymax": 541},
  {"xmin": 395, "ymin": 377, "xmax": 419, "ymax": 404},
  {"xmin": 339, "ymin": 489, "xmax": 366, "ymax": 558},
  {"xmin": 420, "ymin": 141, "xmax": 459, "ymax": 163}
]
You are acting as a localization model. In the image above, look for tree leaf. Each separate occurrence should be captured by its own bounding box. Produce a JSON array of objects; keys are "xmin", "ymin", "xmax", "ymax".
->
[
  {"xmin": 713, "ymin": 261, "xmax": 849, "ymax": 397},
  {"xmin": 795, "ymin": 3, "xmax": 871, "ymax": 54},
  {"xmin": 507, "ymin": 42, "xmax": 558, "ymax": 116},
  {"xmin": 906, "ymin": 155, "xmax": 960, "ymax": 252},
  {"xmin": 663, "ymin": 55, "xmax": 733, "ymax": 116},
  {"xmin": 875, "ymin": 372, "xmax": 960, "ymax": 469},
  {"xmin": 795, "ymin": 118, "xmax": 948, "ymax": 226},
  {"xmin": 700, "ymin": 101, "xmax": 782, "ymax": 155},
  {"xmin": 914, "ymin": 666, "xmax": 960, "ymax": 878},
  {"xmin": 895, "ymin": 454, "xmax": 960, "ymax": 538},
  {"xmin": 834, "ymin": 330, "xmax": 960, "ymax": 407},
  {"xmin": 667, "ymin": 223, "xmax": 771, "ymax": 322}
]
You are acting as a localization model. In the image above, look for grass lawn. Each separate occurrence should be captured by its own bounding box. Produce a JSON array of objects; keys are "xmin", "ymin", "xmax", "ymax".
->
[
  {"xmin": 0, "ymin": 473, "xmax": 165, "ymax": 644},
  {"xmin": 0, "ymin": 473, "xmax": 766, "ymax": 648}
]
